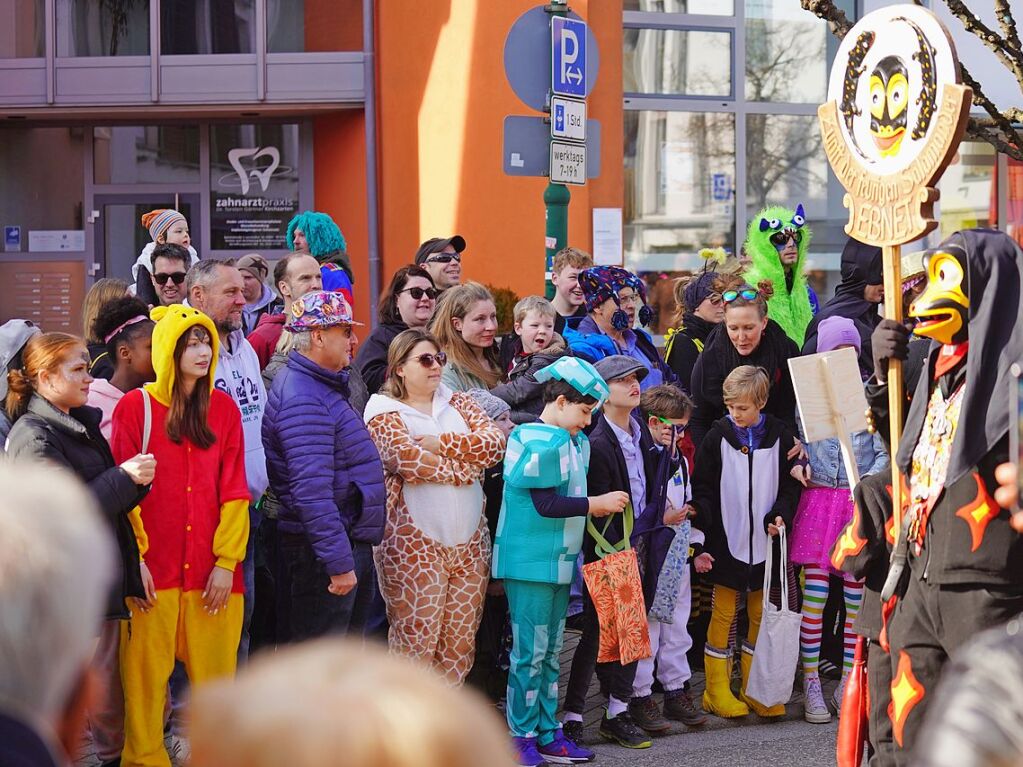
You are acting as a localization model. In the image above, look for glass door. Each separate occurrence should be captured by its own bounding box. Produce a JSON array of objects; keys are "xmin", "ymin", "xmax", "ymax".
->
[{"xmin": 92, "ymin": 193, "xmax": 201, "ymax": 283}]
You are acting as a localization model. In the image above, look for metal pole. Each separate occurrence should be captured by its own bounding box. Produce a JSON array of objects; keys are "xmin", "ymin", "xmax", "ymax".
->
[
  {"xmin": 544, "ymin": 1, "xmax": 569, "ymax": 300},
  {"xmin": 363, "ymin": 0, "xmax": 382, "ymax": 328}
]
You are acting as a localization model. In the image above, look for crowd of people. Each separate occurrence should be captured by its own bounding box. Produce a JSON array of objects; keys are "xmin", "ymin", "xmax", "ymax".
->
[{"xmin": 2, "ymin": 203, "xmax": 1023, "ymax": 767}]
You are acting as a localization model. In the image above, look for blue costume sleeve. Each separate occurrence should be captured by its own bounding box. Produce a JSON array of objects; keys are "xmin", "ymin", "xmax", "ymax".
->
[{"xmin": 529, "ymin": 488, "xmax": 589, "ymax": 518}]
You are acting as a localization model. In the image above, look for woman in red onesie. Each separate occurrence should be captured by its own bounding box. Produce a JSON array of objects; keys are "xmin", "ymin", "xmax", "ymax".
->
[{"xmin": 112, "ymin": 304, "xmax": 249, "ymax": 767}]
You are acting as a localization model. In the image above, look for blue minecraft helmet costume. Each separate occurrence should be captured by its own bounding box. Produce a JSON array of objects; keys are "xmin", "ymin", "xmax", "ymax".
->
[{"xmin": 533, "ymin": 356, "xmax": 610, "ymax": 409}]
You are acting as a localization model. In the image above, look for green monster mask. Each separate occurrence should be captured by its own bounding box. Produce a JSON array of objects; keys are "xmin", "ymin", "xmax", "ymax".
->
[{"xmin": 743, "ymin": 204, "xmax": 814, "ymax": 345}]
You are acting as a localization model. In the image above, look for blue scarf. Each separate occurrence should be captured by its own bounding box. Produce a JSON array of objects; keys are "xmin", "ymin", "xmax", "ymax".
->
[{"xmin": 728, "ymin": 413, "xmax": 766, "ymax": 450}]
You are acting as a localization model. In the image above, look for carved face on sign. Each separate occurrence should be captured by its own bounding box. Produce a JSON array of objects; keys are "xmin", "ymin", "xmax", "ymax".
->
[
  {"xmin": 827, "ymin": 6, "xmax": 955, "ymax": 175},
  {"xmin": 869, "ymin": 56, "xmax": 909, "ymax": 157}
]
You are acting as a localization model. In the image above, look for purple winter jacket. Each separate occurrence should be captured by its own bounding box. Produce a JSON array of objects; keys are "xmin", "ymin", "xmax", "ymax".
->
[{"xmin": 262, "ymin": 350, "xmax": 385, "ymax": 575}]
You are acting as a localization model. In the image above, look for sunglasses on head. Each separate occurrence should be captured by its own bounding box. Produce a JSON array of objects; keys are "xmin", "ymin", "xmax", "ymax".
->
[
  {"xmin": 413, "ymin": 352, "xmax": 447, "ymax": 368},
  {"xmin": 769, "ymin": 230, "xmax": 802, "ymax": 248},
  {"xmin": 154, "ymin": 271, "xmax": 187, "ymax": 286},
  {"xmin": 722, "ymin": 288, "xmax": 759, "ymax": 303},
  {"xmin": 399, "ymin": 286, "xmax": 439, "ymax": 301},
  {"xmin": 426, "ymin": 253, "xmax": 461, "ymax": 264}
]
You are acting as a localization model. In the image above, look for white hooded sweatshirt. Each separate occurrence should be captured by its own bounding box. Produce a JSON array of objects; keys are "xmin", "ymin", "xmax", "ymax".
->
[{"xmin": 363, "ymin": 385, "xmax": 484, "ymax": 547}]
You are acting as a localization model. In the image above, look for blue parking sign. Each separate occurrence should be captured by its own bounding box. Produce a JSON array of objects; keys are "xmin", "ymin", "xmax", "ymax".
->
[
  {"xmin": 711, "ymin": 173, "xmax": 731, "ymax": 202},
  {"xmin": 552, "ymin": 17, "xmax": 586, "ymax": 98}
]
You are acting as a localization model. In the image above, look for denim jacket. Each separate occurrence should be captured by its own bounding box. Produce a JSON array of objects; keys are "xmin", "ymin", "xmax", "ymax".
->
[{"xmin": 806, "ymin": 430, "xmax": 888, "ymax": 489}]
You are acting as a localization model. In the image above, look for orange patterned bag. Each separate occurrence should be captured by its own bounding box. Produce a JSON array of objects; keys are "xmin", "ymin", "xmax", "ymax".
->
[{"xmin": 581, "ymin": 509, "xmax": 651, "ymax": 665}]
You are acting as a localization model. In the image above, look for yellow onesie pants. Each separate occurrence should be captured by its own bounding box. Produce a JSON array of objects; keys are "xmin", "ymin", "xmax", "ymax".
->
[
  {"xmin": 707, "ymin": 584, "xmax": 764, "ymax": 650},
  {"xmin": 120, "ymin": 589, "xmax": 243, "ymax": 767}
]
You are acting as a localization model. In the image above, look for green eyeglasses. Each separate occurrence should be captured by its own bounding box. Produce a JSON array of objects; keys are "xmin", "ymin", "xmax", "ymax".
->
[
  {"xmin": 649, "ymin": 413, "xmax": 687, "ymax": 434},
  {"xmin": 722, "ymin": 288, "xmax": 758, "ymax": 303}
]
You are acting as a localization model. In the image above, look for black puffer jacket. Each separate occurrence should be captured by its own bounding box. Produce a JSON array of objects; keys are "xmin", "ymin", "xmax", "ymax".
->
[
  {"xmin": 353, "ymin": 321, "xmax": 408, "ymax": 396},
  {"xmin": 689, "ymin": 318, "xmax": 799, "ymax": 448},
  {"xmin": 5, "ymin": 395, "xmax": 147, "ymax": 619}
]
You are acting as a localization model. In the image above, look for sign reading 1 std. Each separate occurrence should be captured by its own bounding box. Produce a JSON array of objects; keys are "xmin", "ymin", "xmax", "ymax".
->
[
  {"xmin": 550, "ymin": 142, "xmax": 586, "ymax": 185},
  {"xmin": 551, "ymin": 95, "xmax": 586, "ymax": 142}
]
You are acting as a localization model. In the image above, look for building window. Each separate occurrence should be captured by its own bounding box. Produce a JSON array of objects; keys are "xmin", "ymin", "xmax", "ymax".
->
[
  {"xmin": 938, "ymin": 142, "xmax": 997, "ymax": 238},
  {"xmin": 0, "ymin": 127, "xmax": 85, "ymax": 241},
  {"xmin": 625, "ymin": 0, "xmax": 733, "ymax": 15},
  {"xmin": 624, "ymin": 28, "xmax": 731, "ymax": 97},
  {"xmin": 745, "ymin": 114, "xmax": 828, "ymax": 221},
  {"xmin": 745, "ymin": 0, "xmax": 827, "ymax": 103},
  {"xmin": 209, "ymin": 124, "xmax": 300, "ymax": 251},
  {"xmin": 161, "ymin": 0, "xmax": 255, "ymax": 55},
  {"xmin": 266, "ymin": 0, "xmax": 363, "ymax": 53},
  {"xmin": 56, "ymin": 0, "xmax": 150, "ymax": 57},
  {"xmin": 0, "ymin": 0, "xmax": 45, "ymax": 58},
  {"xmin": 624, "ymin": 110, "xmax": 736, "ymax": 275},
  {"xmin": 93, "ymin": 126, "xmax": 200, "ymax": 184}
]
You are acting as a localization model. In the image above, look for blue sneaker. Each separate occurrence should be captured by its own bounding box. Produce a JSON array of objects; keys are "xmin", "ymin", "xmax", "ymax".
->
[
  {"xmin": 513, "ymin": 736, "xmax": 549, "ymax": 767},
  {"xmin": 538, "ymin": 730, "xmax": 596, "ymax": 763}
]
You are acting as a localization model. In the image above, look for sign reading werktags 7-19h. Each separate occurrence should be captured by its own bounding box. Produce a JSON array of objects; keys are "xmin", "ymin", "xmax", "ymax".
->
[{"xmin": 818, "ymin": 6, "xmax": 972, "ymax": 247}]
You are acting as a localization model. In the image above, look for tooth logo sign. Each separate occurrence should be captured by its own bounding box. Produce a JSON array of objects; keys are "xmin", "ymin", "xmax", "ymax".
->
[{"xmin": 227, "ymin": 147, "xmax": 281, "ymax": 195}]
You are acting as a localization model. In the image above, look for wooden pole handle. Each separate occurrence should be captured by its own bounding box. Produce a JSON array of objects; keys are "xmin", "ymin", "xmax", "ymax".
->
[{"xmin": 882, "ymin": 244, "xmax": 904, "ymax": 544}]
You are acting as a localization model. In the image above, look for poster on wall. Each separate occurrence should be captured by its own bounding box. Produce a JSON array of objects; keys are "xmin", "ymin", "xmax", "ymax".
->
[{"xmin": 209, "ymin": 126, "xmax": 301, "ymax": 250}]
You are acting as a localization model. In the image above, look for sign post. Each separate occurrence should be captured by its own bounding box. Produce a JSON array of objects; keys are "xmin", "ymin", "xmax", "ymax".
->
[
  {"xmin": 503, "ymin": 4, "xmax": 598, "ymax": 299},
  {"xmin": 817, "ymin": 5, "xmax": 971, "ymax": 596}
]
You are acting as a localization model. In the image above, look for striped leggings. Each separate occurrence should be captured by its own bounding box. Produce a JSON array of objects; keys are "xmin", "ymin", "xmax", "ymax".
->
[{"xmin": 799, "ymin": 567, "xmax": 863, "ymax": 679}]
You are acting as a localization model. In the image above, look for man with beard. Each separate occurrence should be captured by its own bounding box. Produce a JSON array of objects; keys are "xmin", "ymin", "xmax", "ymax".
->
[{"xmin": 743, "ymin": 204, "xmax": 818, "ymax": 346}]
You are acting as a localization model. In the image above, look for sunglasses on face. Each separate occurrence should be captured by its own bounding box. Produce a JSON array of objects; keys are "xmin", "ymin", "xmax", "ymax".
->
[
  {"xmin": 413, "ymin": 352, "xmax": 447, "ymax": 368},
  {"xmin": 769, "ymin": 230, "xmax": 802, "ymax": 248},
  {"xmin": 426, "ymin": 253, "xmax": 461, "ymax": 264},
  {"xmin": 399, "ymin": 286, "xmax": 439, "ymax": 301},
  {"xmin": 722, "ymin": 288, "xmax": 758, "ymax": 303},
  {"xmin": 649, "ymin": 413, "xmax": 687, "ymax": 434},
  {"xmin": 154, "ymin": 271, "xmax": 187, "ymax": 286}
]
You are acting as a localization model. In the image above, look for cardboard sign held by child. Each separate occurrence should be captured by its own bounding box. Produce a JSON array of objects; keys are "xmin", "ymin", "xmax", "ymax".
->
[{"xmin": 788, "ymin": 346, "xmax": 870, "ymax": 492}]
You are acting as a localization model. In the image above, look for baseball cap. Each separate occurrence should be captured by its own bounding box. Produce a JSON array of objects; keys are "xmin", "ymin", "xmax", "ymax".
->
[
  {"xmin": 286, "ymin": 291, "xmax": 364, "ymax": 331},
  {"xmin": 414, "ymin": 235, "xmax": 467, "ymax": 265},
  {"xmin": 236, "ymin": 254, "xmax": 270, "ymax": 282}
]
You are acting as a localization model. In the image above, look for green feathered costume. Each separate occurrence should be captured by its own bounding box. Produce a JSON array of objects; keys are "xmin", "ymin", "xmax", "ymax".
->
[{"xmin": 743, "ymin": 204, "xmax": 814, "ymax": 345}]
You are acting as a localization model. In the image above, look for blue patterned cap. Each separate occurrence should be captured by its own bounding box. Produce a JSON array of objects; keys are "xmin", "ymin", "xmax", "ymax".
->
[
  {"xmin": 286, "ymin": 290, "xmax": 363, "ymax": 331},
  {"xmin": 534, "ymin": 356, "xmax": 610, "ymax": 408}
]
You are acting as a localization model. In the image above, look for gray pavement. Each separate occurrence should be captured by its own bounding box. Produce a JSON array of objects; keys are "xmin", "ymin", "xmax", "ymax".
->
[{"xmin": 588, "ymin": 718, "xmax": 840, "ymax": 767}]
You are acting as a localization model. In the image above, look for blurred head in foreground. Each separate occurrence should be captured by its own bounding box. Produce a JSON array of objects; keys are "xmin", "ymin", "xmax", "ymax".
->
[
  {"xmin": 0, "ymin": 462, "xmax": 114, "ymax": 759},
  {"xmin": 189, "ymin": 640, "xmax": 517, "ymax": 767}
]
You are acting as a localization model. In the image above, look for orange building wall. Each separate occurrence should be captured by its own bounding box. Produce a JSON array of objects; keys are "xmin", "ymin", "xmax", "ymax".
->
[
  {"xmin": 313, "ymin": 111, "xmax": 372, "ymax": 325},
  {"xmin": 375, "ymin": 1, "xmax": 624, "ymax": 302}
]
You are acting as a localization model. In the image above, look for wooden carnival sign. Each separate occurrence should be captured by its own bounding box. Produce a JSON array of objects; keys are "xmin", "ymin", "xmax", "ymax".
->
[{"xmin": 817, "ymin": 5, "xmax": 972, "ymax": 547}]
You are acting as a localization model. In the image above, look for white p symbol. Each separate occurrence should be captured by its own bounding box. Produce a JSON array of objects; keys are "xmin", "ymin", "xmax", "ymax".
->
[{"xmin": 561, "ymin": 28, "xmax": 579, "ymax": 84}]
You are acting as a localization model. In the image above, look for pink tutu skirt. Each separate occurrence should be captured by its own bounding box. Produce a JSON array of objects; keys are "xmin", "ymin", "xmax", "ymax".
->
[{"xmin": 790, "ymin": 486, "xmax": 854, "ymax": 572}]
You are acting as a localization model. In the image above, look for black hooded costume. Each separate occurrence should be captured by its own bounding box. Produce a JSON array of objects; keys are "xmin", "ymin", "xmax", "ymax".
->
[
  {"xmin": 855, "ymin": 229, "xmax": 1023, "ymax": 761},
  {"xmin": 802, "ymin": 237, "xmax": 883, "ymax": 374}
]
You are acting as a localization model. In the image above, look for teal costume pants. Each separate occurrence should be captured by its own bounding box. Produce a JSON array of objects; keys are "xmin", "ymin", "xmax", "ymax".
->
[{"xmin": 505, "ymin": 579, "xmax": 571, "ymax": 742}]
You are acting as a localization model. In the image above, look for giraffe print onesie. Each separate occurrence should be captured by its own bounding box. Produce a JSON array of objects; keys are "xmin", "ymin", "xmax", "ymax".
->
[{"xmin": 365, "ymin": 388, "xmax": 506, "ymax": 684}]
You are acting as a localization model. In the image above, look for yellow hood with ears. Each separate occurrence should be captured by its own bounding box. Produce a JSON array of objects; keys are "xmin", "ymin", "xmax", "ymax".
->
[{"xmin": 144, "ymin": 304, "xmax": 219, "ymax": 406}]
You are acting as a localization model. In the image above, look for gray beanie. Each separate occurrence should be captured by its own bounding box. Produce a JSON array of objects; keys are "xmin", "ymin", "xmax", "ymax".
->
[
  {"xmin": 467, "ymin": 388, "xmax": 511, "ymax": 421},
  {"xmin": 0, "ymin": 320, "xmax": 41, "ymax": 399}
]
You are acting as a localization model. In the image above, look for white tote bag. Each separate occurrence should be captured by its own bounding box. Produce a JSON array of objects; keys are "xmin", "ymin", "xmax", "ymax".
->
[{"xmin": 745, "ymin": 526, "xmax": 801, "ymax": 708}]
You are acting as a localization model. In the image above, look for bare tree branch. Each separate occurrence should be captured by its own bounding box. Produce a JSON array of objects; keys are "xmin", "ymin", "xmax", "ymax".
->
[
  {"xmin": 959, "ymin": 62, "xmax": 1023, "ymax": 159},
  {"xmin": 944, "ymin": 0, "xmax": 1023, "ymax": 84},
  {"xmin": 798, "ymin": 0, "xmax": 852, "ymax": 39},
  {"xmin": 995, "ymin": 0, "xmax": 1023, "ymax": 57}
]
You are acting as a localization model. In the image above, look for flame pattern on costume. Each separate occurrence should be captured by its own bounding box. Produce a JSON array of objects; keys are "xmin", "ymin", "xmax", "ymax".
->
[
  {"xmin": 889, "ymin": 650, "xmax": 925, "ymax": 747},
  {"xmin": 954, "ymin": 473, "xmax": 1000, "ymax": 552},
  {"xmin": 830, "ymin": 502, "xmax": 868, "ymax": 570}
]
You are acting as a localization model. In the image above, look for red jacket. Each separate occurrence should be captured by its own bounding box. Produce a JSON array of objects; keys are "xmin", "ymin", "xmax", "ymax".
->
[
  {"xmin": 248, "ymin": 312, "xmax": 286, "ymax": 370},
  {"xmin": 111, "ymin": 389, "xmax": 250, "ymax": 592}
]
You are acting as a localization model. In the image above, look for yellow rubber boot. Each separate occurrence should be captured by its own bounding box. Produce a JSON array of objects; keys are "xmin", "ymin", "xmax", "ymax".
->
[
  {"xmin": 702, "ymin": 647, "xmax": 749, "ymax": 718},
  {"xmin": 739, "ymin": 644, "xmax": 787, "ymax": 717}
]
